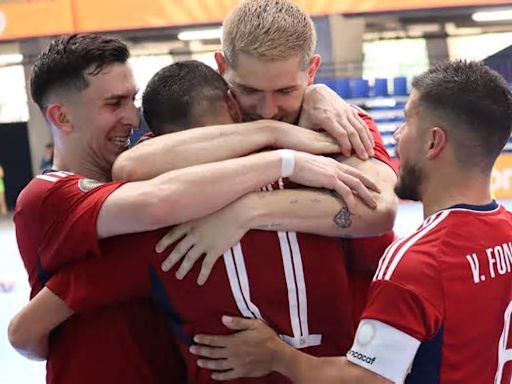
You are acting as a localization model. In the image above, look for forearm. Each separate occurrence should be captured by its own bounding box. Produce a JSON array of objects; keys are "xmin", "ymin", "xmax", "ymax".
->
[
  {"xmin": 238, "ymin": 187, "xmax": 393, "ymax": 237},
  {"xmin": 274, "ymin": 345, "xmax": 389, "ymax": 384},
  {"xmin": 8, "ymin": 287, "xmax": 73, "ymax": 360},
  {"xmin": 112, "ymin": 120, "xmax": 277, "ymax": 181},
  {"xmin": 100, "ymin": 151, "xmax": 284, "ymax": 238}
]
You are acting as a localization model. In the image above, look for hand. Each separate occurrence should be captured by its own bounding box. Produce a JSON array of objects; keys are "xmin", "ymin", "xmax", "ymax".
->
[
  {"xmin": 299, "ymin": 84, "xmax": 374, "ymax": 160},
  {"xmin": 156, "ymin": 204, "xmax": 249, "ymax": 285},
  {"xmin": 190, "ymin": 316, "xmax": 283, "ymax": 381},
  {"xmin": 290, "ymin": 151, "xmax": 380, "ymax": 211},
  {"xmin": 269, "ymin": 121, "xmax": 341, "ymax": 155}
]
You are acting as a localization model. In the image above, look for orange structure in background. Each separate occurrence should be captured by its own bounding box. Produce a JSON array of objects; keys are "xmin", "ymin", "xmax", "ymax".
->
[
  {"xmin": 0, "ymin": 0, "xmax": 511, "ymax": 41},
  {"xmin": 491, "ymin": 154, "xmax": 512, "ymax": 199}
]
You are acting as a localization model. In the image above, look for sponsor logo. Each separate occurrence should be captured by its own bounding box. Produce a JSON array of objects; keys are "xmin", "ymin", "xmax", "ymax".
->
[
  {"xmin": 347, "ymin": 349, "xmax": 376, "ymax": 365},
  {"xmin": 356, "ymin": 321, "xmax": 376, "ymax": 346},
  {"xmin": 78, "ymin": 178, "xmax": 105, "ymax": 192}
]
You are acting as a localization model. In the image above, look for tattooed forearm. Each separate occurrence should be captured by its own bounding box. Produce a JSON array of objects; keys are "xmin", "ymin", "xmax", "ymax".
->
[{"xmin": 333, "ymin": 206, "xmax": 352, "ymax": 228}]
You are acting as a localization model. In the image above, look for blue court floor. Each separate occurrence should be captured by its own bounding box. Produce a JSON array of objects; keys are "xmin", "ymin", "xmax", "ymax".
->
[{"xmin": 0, "ymin": 201, "xmax": 507, "ymax": 383}]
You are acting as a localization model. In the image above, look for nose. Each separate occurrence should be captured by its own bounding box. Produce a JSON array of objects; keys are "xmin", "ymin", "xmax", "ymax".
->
[
  {"xmin": 258, "ymin": 93, "xmax": 279, "ymax": 120},
  {"xmin": 393, "ymin": 124, "xmax": 404, "ymax": 143},
  {"xmin": 124, "ymin": 102, "xmax": 141, "ymax": 129}
]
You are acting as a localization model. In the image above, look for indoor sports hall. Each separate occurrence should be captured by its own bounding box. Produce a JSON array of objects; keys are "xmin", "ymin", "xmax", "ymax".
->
[{"xmin": 1, "ymin": 1, "xmax": 512, "ymax": 383}]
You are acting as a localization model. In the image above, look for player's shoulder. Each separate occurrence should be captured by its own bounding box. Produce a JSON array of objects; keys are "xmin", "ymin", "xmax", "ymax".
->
[
  {"xmin": 373, "ymin": 210, "xmax": 453, "ymax": 281},
  {"xmin": 17, "ymin": 171, "xmax": 89, "ymax": 208}
]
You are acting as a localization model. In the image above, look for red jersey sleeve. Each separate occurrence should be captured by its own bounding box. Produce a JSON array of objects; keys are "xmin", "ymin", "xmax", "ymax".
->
[
  {"xmin": 14, "ymin": 172, "xmax": 124, "ymax": 295},
  {"xmin": 47, "ymin": 244, "xmax": 151, "ymax": 313},
  {"xmin": 362, "ymin": 238, "xmax": 444, "ymax": 341},
  {"xmin": 357, "ymin": 110, "xmax": 394, "ymax": 170}
]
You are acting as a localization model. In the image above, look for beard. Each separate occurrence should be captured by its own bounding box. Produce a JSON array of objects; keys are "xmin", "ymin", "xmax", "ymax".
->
[{"xmin": 395, "ymin": 162, "xmax": 423, "ymax": 201}]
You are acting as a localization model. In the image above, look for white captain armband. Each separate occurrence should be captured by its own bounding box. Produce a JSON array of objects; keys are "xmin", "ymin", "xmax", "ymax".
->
[{"xmin": 346, "ymin": 319, "xmax": 420, "ymax": 383}]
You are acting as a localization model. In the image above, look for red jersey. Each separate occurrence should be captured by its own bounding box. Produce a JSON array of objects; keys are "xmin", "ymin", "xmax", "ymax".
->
[
  {"xmin": 14, "ymin": 171, "xmax": 185, "ymax": 384},
  {"xmin": 47, "ymin": 112, "xmax": 395, "ymax": 383},
  {"xmin": 345, "ymin": 109, "xmax": 396, "ymax": 325},
  {"xmin": 347, "ymin": 202, "xmax": 512, "ymax": 383},
  {"xmin": 49, "ymin": 183, "xmax": 354, "ymax": 384}
]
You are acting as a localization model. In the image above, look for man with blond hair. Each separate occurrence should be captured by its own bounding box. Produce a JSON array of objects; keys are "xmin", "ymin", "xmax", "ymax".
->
[{"xmin": 154, "ymin": 0, "xmax": 397, "ymax": 333}]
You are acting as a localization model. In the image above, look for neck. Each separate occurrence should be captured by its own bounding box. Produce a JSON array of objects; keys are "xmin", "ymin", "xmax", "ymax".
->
[
  {"xmin": 53, "ymin": 148, "xmax": 111, "ymax": 182},
  {"xmin": 421, "ymin": 168, "xmax": 492, "ymax": 218}
]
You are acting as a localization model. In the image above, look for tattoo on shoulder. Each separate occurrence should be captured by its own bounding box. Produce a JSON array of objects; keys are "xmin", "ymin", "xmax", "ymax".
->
[{"xmin": 333, "ymin": 206, "xmax": 352, "ymax": 228}]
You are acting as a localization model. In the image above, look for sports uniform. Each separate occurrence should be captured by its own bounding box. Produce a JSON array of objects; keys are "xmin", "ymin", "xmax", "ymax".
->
[
  {"xmin": 347, "ymin": 202, "xmax": 512, "ymax": 383},
  {"xmin": 45, "ymin": 112, "xmax": 394, "ymax": 383},
  {"xmin": 14, "ymin": 171, "xmax": 185, "ymax": 383}
]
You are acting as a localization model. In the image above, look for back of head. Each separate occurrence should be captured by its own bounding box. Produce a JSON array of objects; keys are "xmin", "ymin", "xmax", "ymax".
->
[
  {"xmin": 30, "ymin": 33, "xmax": 130, "ymax": 112},
  {"xmin": 222, "ymin": 0, "xmax": 316, "ymax": 68},
  {"xmin": 142, "ymin": 60, "xmax": 229, "ymax": 135},
  {"xmin": 412, "ymin": 60, "xmax": 512, "ymax": 170}
]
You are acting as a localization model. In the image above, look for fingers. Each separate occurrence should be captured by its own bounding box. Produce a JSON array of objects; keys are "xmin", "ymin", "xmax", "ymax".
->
[
  {"xmin": 190, "ymin": 345, "xmax": 228, "ymax": 359},
  {"xmin": 326, "ymin": 120, "xmax": 351, "ymax": 158},
  {"xmin": 341, "ymin": 166, "xmax": 381, "ymax": 193},
  {"xmin": 347, "ymin": 113, "xmax": 374, "ymax": 158},
  {"xmin": 197, "ymin": 252, "xmax": 221, "ymax": 285},
  {"xmin": 221, "ymin": 315, "xmax": 258, "ymax": 331},
  {"xmin": 175, "ymin": 245, "xmax": 205, "ymax": 280},
  {"xmin": 197, "ymin": 358, "xmax": 233, "ymax": 372},
  {"xmin": 338, "ymin": 116, "xmax": 367, "ymax": 160},
  {"xmin": 156, "ymin": 225, "xmax": 188, "ymax": 253},
  {"xmin": 337, "ymin": 174, "xmax": 377, "ymax": 209},
  {"xmin": 193, "ymin": 334, "xmax": 231, "ymax": 348},
  {"xmin": 161, "ymin": 234, "xmax": 196, "ymax": 272}
]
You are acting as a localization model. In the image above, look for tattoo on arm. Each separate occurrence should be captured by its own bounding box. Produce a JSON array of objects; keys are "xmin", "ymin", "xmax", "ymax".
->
[{"xmin": 333, "ymin": 206, "xmax": 352, "ymax": 228}]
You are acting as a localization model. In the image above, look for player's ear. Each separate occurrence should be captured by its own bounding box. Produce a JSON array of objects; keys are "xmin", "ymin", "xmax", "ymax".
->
[
  {"xmin": 46, "ymin": 103, "xmax": 73, "ymax": 134},
  {"xmin": 306, "ymin": 54, "xmax": 321, "ymax": 85},
  {"xmin": 426, "ymin": 126, "xmax": 446, "ymax": 160},
  {"xmin": 215, "ymin": 51, "xmax": 228, "ymax": 76},
  {"xmin": 225, "ymin": 90, "xmax": 242, "ymax": 123}
]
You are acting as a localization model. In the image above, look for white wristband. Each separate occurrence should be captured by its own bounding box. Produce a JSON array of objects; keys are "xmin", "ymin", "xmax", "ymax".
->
[{"xmin": 277, "ymin": 149, "xmax": 295, "ymax": 178}]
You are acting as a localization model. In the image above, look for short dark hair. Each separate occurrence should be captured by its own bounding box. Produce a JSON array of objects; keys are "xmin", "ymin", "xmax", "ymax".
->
[
  {"xmin": 30, "ymin": 33, "xmax": 130, "ymax": 110},
  {"xmin": 142, "ymin": 60, "xmax": 228, "ymax": 135},
  {"xmin": 412, "ymin": 60, "xmax": 512, "ymax": 170}
]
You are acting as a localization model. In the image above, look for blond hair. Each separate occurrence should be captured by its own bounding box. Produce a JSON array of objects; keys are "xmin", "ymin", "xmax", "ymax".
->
[{"xmin": 222, "ymin": 0, "xmax": 316, "ymax": 68}]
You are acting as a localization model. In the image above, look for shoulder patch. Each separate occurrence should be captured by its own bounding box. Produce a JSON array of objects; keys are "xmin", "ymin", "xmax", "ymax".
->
[{"xmin": 78, "ymin": 178, "xmax": 105, "ymax": 192}]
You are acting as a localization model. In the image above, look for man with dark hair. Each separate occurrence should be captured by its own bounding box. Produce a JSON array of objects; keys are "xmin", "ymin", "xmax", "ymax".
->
[
  {"xmin": 189, "ymin": 60, "xmax": 512, "ymax": 384},
  {"xmin": 142, "ymin": 60, "xmax": 239, "ymax": 134},
  {"xmin": 11, "ymin": 33, "xmax": 379, "ymax": 383},
  {"xmin": 10, "ymin": 59, "xmax": 394, "ymax": 384}
]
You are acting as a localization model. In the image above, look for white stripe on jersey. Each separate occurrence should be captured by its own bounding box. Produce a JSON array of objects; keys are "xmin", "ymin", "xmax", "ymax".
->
[
  {"xmin": 36, "ymin": 171, "xmax": 74, "ymax": 183},
  {"xmin": 228, "ymin": 177, "xmax": 321, "ymax": 349},
  {"xmin": 375, "ymin": 210, "xmax": 450, "ymax": 281},
  {"xmin": 288, "ymin": 232, "xmax": 310, "ymax": 337},
  {"xmin": 223, "ymin": 245, "xmax": 262, "ymax": 319},
  {"xmin": 278, "ymin": 231, "xmax": 302, "ymax": 337},
  {"xmin": 232, "ymin": 242, "xmax": 263, "ymax": 319},
  {"xmin": 36, "ymin": 174, "xmax": 59, "ymax": 183}
]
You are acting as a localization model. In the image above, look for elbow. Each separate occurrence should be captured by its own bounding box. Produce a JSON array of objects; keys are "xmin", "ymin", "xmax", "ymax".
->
[
  {"xmin": 8, "ymin": 315, "xmax": 29, "ymax": 356},
  {"xmin": 112, "ymin": 152, "xmax": 144, "ymax": 182},
  {"xmin": 371, "ymin": 193, "xmax": 398, "ymax": 234},
  {"xmin": 8, "ymin": 313, "xmax": 47, "ymax": 361}
]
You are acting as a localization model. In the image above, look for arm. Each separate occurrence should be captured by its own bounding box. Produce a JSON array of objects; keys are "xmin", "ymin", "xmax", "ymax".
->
[
  {"xmin": 155, "ymin": 157, "xmax": 396, "ymax": 283},
  {"xmin": 112, "ymin": 120, "xmax": 340, "ymax": 181},
  {"xmin": 238, "ymin": 157, "xmax": 397, "ymax": 237},
  {"xmin": 299, "ymin": 84, "xmax": 375, "ymax": 160},
  {"xmin": 98, "ymin": 150, "xmax": 378, "ymax": 239},
  {"xmin": 8, "ymin": 245, "xmax": 152, "ymax": 360},
  {"xmin": 189, "ymin": 316, "xmax": 391, "ymax": 383},
  {"xmin": 8, "ymin": 287, "xmax": 72, "ymax": 360}
]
